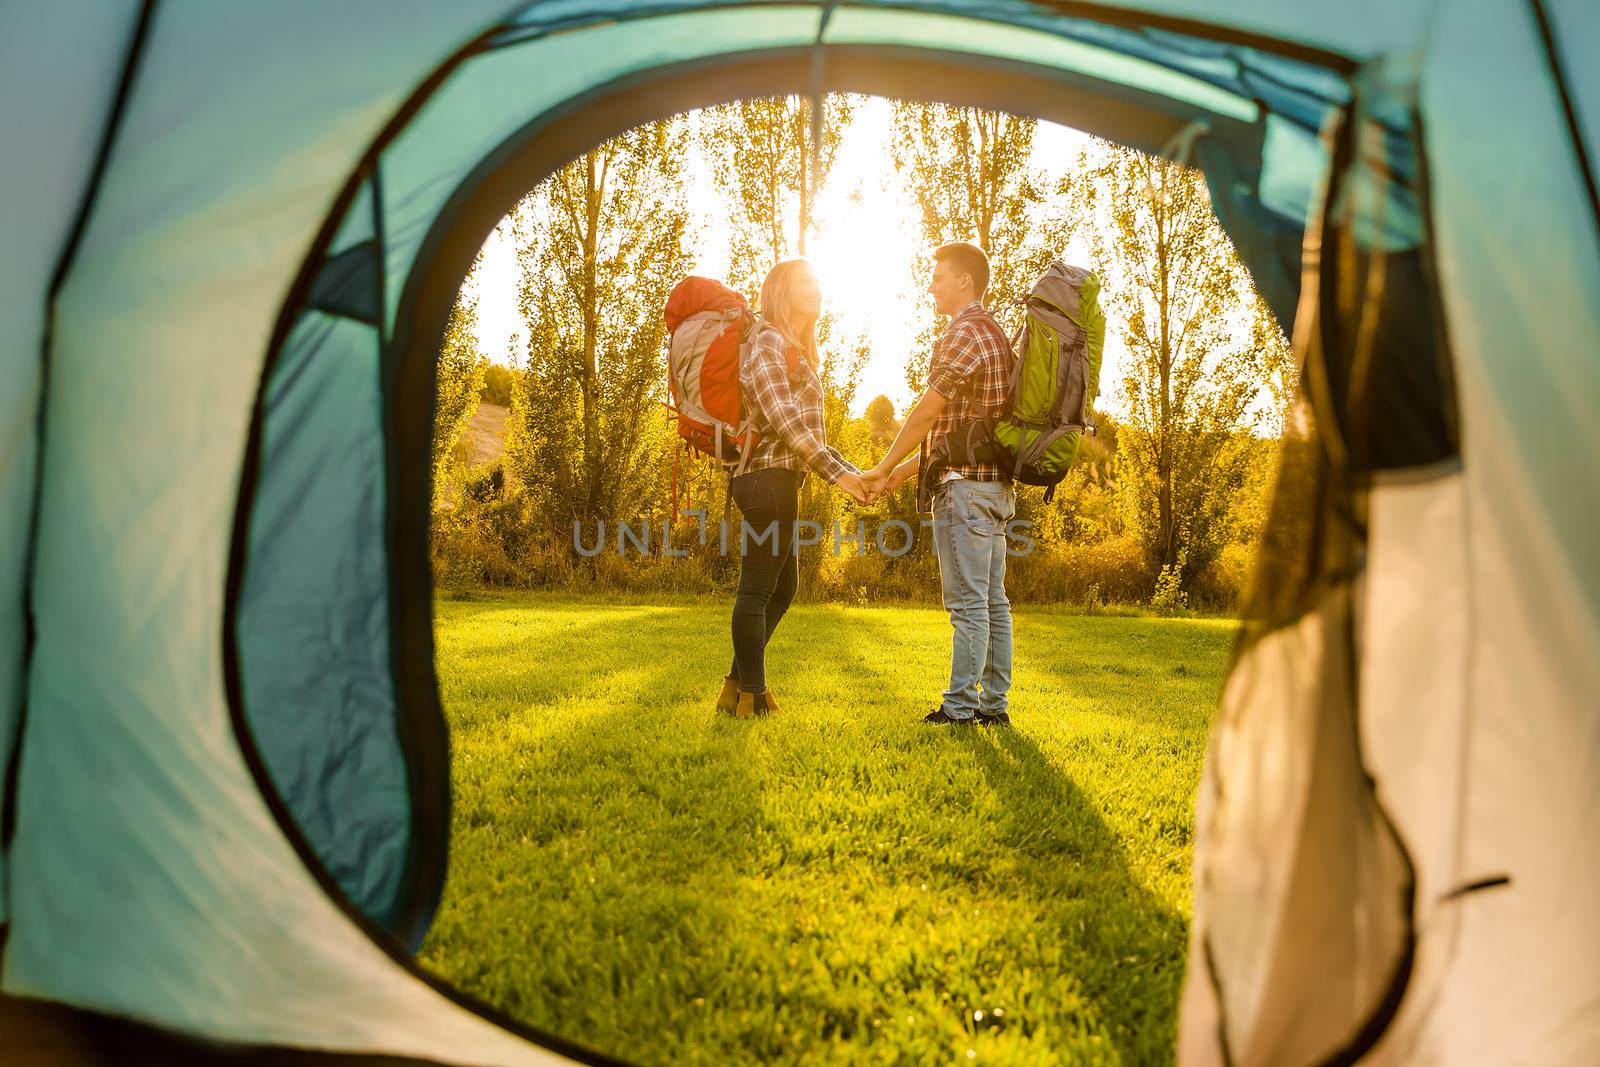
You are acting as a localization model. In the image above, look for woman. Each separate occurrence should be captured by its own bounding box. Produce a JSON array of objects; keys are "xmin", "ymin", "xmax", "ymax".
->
[{"xmin": 714, "ymin": 259, "xmax": 872, "ymax": 719}]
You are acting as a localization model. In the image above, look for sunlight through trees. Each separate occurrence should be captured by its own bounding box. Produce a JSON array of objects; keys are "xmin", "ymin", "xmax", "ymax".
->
[{"xmin": 437, "ymin": 100, "xmax": 1294, "ymax": 611}]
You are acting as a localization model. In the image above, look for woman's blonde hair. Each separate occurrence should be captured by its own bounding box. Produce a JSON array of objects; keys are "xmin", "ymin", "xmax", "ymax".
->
[{"xmin": 758, "ymin": 258, "xmax": 820, "ymax": 373}]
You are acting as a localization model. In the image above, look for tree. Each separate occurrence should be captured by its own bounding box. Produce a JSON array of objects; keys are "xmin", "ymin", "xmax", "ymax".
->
[
  {"xmin": 891, "ymin": 104, "xmax": 1052, "ymax": 393},
  {"xmin": 699, "ymin": 95, "xmax": 868, "ymax": 552},
  {"xmin": 698, "ymin": 95, "xmax": 854, "ymax": 291},
  {"xmin": 1054, "ymin": 140, "xmax": 1288, "ymax": 587},
  {"xmin": 697, "ymin": 94, "xmax": 866, "ymax": 415},
  {"xmin": 479, "ymin": 363, "xmax": 514, "ymax": 407},
  {"xmin": 863, "ymin": 394, "xmax": 901, "ymax": 450},
  {"xmin": 433, "ymin": 282, "xmax": 488, "ymax": 506},
  {"xmin": 503, "ymin": 117, "xmax": 697, "ymax": 526}
]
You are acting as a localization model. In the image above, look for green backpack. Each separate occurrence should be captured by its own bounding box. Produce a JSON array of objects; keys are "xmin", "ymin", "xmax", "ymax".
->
[{"xmin": 989, "ymin": 260, "xmax": 1105, "ymax": 502}]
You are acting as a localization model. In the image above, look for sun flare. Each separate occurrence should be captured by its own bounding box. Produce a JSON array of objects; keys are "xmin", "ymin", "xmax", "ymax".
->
[{"xmin": 803, "ymin": 102, "xmax": 931, "ymax": 405}]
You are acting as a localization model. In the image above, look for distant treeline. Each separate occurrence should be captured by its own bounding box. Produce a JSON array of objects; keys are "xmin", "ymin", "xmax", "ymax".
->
[{"xmin": 430, "ymin": 99, "xmax": 1296, "ymax": 614}]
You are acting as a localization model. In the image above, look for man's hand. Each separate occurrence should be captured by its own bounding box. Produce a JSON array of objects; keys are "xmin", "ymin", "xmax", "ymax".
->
[
  {"xmin": 859, "ymin": 467, "xmax": 889, "ymax": 502},
  {"xmin": 864, "ymin": 457, "xmax": 916, "ymax": 495},
  {"xmin": 884, "ymin": 459, "xmax": 917, "ymax": 493}
]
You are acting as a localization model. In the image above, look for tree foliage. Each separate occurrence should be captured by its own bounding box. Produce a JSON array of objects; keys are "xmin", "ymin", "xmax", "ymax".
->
[
  {"xmin": 479, "ymin": 363, "xmax": 514, "ymax": 407},
  {"xmin": 433, "ymin": 283, "xmax": 488, "ymax": 505},
  {"xmin": 698, "ymin": 94, "xmax": 854, "ymax": 291},
  {"xmin": 699, "ymin": 95, "xmax": 868, "ymax": 548},
  {"xmin": 504, "ymin": 117, "xmax": 697, "ymax": 526},
  {"xmin": 439, "ymin": 108, "xmax": 1296, "ymax": 613},
  {"xmin": 891, "ymin": 104, "xmax": 1052, "ymax": 393},
  {"xmin": 1055, "ymin": 140, "xmax": 1291, "ymax": 584}
]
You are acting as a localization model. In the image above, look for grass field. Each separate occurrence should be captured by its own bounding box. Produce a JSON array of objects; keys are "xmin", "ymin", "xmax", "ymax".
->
[{"xmin": 421, "ymin": 593, "xmax": 1235, "ymax": 1066}]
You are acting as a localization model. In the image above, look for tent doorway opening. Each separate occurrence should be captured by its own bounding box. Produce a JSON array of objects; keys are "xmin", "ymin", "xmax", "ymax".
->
[{"xmin": 413, "ymin": 89, "xmax": 1298, "ymax": 1062}]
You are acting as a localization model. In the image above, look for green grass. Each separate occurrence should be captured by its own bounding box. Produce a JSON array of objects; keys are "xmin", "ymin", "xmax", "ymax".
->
[{"xmin": 421, "ymin": 592, "xmax": 1234, "ymax": 1066}]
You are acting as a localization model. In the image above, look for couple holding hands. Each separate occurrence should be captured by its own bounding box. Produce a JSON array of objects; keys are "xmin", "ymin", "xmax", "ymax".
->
[{"xmin": 715, "ymin": 242, "xmax": 1017, "ymax": 727}]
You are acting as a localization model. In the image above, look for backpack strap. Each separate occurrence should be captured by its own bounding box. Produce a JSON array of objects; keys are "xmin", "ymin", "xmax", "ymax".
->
[
  {"xmin": 944, "ymin": 307, "xmax": 1013, "ymax": 410},
  {"xmin": 916, "ymin": 436, "xmax": 937, "ymax": 513},
  {"xmin": 1003, "ymin": 303, "xmax": 1028, "ymax": 401}
]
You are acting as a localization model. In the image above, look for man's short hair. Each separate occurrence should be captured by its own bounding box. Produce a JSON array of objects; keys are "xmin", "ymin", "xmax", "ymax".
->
[{"xmin": 933, "ymin": 241, "xmax": 991, "ymax": 299}]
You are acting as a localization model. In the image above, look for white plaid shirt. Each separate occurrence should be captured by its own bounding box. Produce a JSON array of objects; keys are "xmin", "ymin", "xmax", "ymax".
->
[{"xmin": 739, "ymin": 322, "xmax": 855, "ymax": 483}]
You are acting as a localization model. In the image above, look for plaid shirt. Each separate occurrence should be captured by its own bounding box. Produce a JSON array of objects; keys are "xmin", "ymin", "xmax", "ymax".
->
[
  {"xmin": 739, "ymin": 321, "xmax": 855, "ymax": 483},
  {"xmin": 926, "ymin": 301, "xmax": 1012, "ymax": 481}
]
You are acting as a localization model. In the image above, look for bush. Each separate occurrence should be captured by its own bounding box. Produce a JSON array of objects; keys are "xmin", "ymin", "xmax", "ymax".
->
[
  {"xmin": 1150, "ymin": 560, "xmax": 1190, "ymax": 615},
  {"xmin": 1006, "ymin": 533, "xmax": 1152, "ymax": 605},
  {"xmin": 479, "ymin": 363, "xmax": 514, "ymax": 407},
  {"xmin": 462, "ymin": 458, "xmax": 505, "ymax": 506},
  {"xmin": 433, "ymin": 502, "xmax": 1166, "ymax": 609},
  {"xmin": 809, "ymin": 546, "xmax": 940, "ymax": 604},
  {"xmin": 1191, "ymin": 540, "xmax": 1256, "ymax": 613},
  {"xmin": 431, "ymin": 494, "xmax": 530, "ymax": 593}
]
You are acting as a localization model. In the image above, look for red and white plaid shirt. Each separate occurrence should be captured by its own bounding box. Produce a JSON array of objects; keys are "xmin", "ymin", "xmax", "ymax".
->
[
  {"xmin": 926, "ymin": 301, "xmax": 1012, "ymax": 481},
  {"xmin": 739, "ymin": 321, "xmax": 854, "ymax": 483}
]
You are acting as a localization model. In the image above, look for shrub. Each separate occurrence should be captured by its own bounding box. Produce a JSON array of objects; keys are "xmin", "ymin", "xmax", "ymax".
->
[
  {"xmin": 462, "ymin": 458, "xmax": 505, "ymax": 506},
  {"xmin": 433, "ymin": 505, "xmax": 1167, "ymax": 609},
  {"xmin": 1150, "ymin": 551, "xmax": 1191, "ymax": 615},
  {"xmin": 479, "ymin": 363, "xmax": 514, "ymax": 407},
  {"xmin": 1006, "ymin": 533, "xmax": 1152, "ymax": 605},
  {"xmin": 1191, "ymin": 540, "xmax": 1256, "ymax": 613}
]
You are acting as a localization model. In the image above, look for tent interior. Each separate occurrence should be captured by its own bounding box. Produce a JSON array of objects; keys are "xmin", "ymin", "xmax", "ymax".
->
[{"xmin": 2, "ymin": 2, "xmax": 1595, "ymax": 1066}]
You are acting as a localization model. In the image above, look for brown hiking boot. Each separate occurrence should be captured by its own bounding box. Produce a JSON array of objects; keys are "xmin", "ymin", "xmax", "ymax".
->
[
  {"xmin": 734, "ymin": 687, "xmax": 778, "ymax": 719},
  {"xmin": 716, "ymin": 675, "xmax": 741, "ymax": 716}
]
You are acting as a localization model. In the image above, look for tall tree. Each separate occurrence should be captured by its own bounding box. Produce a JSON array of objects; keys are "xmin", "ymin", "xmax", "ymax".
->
[
  {"xmin": 863, "ymin": 394, "xmax": 901, "ymax": 450},
  {"xmin": 432, "ymin": 278, "xmax": 488, "ymax": 507},
  {"xmin": 1053, "ymin": 140, "xmax": 1287, "ymax": 586},
  {"xmin": 699, "ymin": 95, "xmax": 868, "ymax": 548},
  {"xmin": 503, "ymin": 117, "xmax": 696, "ymax": 525},
  {"xmin": 891, "ymin": 104, "xmax": 1051, "ymax": 393},
  {"xmin": 698, "ymin": 94, "xmax": 854, "ymax": 291}
]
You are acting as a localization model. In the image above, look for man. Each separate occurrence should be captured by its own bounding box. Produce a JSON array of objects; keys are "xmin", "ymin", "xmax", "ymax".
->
[{"xmin": 863, "ymin": 242, "xmax": 1017, "ymax": 726}]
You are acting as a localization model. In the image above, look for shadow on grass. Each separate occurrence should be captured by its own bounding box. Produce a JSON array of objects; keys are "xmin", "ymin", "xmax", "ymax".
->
[
  {"xmin": 426, "ymin": 597, "xmax": 1195, "ymax": 1066},
  {"xmin": 957, "ymin": 727, "xmax": 1187, "ymax": 1061},
  {"xmin": 422, "ymin": 604, "xmax": 773, "ymax": 1063},
  {"xmin": 851, "ymin": 607, "xmax": 1189, "ymax": 1064}
]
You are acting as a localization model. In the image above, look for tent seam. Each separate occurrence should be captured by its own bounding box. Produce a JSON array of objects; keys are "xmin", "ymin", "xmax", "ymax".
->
[
  {"xmin": 1524, "ymin": 0, "xmax": 1600, "ymax": 247},
  {"xmin": 4, "ymin": 0, "xmax": 161, "ymax": 869}
]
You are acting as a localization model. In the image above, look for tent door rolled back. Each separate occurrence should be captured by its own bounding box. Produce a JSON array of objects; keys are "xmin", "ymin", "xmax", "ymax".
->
[{"xmin": 1, "ymin": 1, "xmax": 1596, "ymax": 1065}]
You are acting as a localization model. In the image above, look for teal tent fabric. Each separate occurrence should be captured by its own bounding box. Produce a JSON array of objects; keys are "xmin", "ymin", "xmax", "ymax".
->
[
  {"xmin": 0, "ymin": 0, "xmax": 144, "ymax": 930},
  {"xmin": 238, "ymin": 309, "xmax": 410, "ymax": 938}
]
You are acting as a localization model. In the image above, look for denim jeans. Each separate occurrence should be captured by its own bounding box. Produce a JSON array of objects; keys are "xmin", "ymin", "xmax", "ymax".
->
[
  {"xmin": 727, "ymin": 467, "xmax": 804, "ymax": 693},
  {"xmin": 931, "ymin": 477, "xmax": 1016, "ymax": 719}
]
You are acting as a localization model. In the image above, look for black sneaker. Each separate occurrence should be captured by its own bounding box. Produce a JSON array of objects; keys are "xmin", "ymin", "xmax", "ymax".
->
[
  {"xmin": 975, "ymin": 711, "xmax": 1011, "ymax": 726},
  {"xmin": 923, "ymin": 708, "xmax": 975, "ymax": 725}
]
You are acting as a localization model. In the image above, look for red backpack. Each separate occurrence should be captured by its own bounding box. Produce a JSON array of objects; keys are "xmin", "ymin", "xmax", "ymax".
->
[
  {"xmin": 663, "ymin": 276, "xmax": 797, "ymax": 475},
  {"xmin": 664, "ymin": 277, "xmax": 750, "ymax": 466}
]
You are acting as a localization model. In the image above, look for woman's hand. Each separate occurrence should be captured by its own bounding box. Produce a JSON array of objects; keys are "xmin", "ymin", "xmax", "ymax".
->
[{"xmin": 835, "ymin": 472, "xmax": 875, "ymax": 505}]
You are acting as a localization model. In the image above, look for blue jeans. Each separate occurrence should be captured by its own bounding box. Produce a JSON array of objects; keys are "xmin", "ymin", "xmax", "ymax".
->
[{"xmin": 931, "ymin": 477, "xmax": 1016, "ymax": 719}]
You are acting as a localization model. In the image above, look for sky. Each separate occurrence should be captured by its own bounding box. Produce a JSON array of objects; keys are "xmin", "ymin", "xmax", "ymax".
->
[{"xmin": 467, "ymin": 97, "xmax": 1111, "ymax": 417}]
